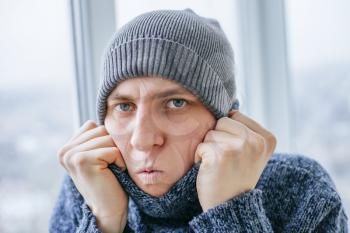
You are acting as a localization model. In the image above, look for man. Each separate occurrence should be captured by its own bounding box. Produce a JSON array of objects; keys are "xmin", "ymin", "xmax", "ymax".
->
[{"xmin": 49, "ymin": 8, "xmax": 348, "ymax": 233}]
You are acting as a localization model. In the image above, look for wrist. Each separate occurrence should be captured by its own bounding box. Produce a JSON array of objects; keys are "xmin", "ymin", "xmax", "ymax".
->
[
  {"xmin": 95, "ymin": 212, "xmax": 127, "ymax": 233},
  {"xmin": 91, "ymin": 203, "xmax": 127, "ymax": 219}
]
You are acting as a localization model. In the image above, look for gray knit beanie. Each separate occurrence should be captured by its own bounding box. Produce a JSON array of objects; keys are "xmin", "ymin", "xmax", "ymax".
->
[{"xmin": 96, "ymin": 8, "xmax": 239, "ymax": 125}]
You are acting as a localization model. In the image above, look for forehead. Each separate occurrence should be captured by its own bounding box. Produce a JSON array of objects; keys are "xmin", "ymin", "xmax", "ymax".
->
[{"xmin": 108, "ymin": 76, "xmax": 194, "ymax": 100}]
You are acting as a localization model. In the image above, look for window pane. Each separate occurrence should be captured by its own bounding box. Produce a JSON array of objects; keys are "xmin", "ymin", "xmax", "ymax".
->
[
  {"xmin": 0, "ymin": 0, "xmax": 76, "ymax": 232},
  {"xmin": 285, "ymin": 0, "xmax": 350, "ymax": 217}
]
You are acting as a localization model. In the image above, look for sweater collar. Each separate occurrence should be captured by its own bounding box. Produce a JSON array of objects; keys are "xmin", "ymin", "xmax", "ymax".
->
[{"xmin": 109, "ymin": 163, "xmax": 203, "ymax": 221}]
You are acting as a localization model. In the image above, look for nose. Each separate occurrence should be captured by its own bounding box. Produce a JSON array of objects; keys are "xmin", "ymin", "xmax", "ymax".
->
[{"xmin": 130, "ymin": 107, "xmax": 164, "ymax": 151}]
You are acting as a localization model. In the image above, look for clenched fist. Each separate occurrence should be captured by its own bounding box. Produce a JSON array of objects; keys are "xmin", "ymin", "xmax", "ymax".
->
[
  {"xmin": 194, "ymin": 111, "xmax": 277, "ymax": 212},
  {"xmin": 57, "ymin": 120, "xmax": 128, "ymax": 233}
]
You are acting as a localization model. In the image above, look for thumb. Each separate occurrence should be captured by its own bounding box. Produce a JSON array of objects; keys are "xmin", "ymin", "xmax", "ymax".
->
[
  {"xmin": 194, "ymin": 143, "xmax": 205, "ymax": 164},
  {"xmin": 228, "ymin": 110, "xmax": 239, "ymax": 118},
  {"xmin": 106, "ymin": 146, "xmax": 126, "ymax": 171},
  {"xmin": 114, "ymin": 152, "xmax": 127, "ymax": 171},
  {"xmin": 86, "ymin": 147, "xmax": 127, "ymax": 171}
]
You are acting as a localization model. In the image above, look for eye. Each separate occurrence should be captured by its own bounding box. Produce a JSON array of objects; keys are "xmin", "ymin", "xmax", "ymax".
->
[
  {"xmin": 166, "ymin": 99, "xmax": 187, "ymax": 109},
  {"xmin": 115, "ymin": 103, "xmax": 134, "ymax": 112}
]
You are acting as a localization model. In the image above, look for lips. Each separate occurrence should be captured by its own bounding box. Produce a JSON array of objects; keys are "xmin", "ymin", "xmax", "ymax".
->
[
  {"xmin": 137, "ymin": 167, "xmax": 161, "ymax": 174},
  {"xmin": 143, "ymin": 170, "xmax": 156, "ymax": 173},
  {"xmin": 138, "ymin": 170, "xmax": 163, "ymax": 184},
  {"xmin": 135, "ymin": 166, "xmax": 163, "ymax": 184}
]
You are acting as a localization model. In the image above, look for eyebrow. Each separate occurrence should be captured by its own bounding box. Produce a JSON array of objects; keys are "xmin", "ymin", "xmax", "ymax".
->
[{"xmin": 108, "ymin": 88, "xmax": 191, "ymax": 102}]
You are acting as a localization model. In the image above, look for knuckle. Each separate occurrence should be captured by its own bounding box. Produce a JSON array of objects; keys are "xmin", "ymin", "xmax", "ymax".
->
[
  {"xmin": 63, "ymin": 149, "xmax": 81, "ymax": 170},
  {"xmin": 57, "ymin": 148, "xmax": 64, "ymax": 162},
  {"xmin": 232, "ymin": 145, "xmax": 244, "ymax": 155},
  {"xmin": 234, "ymin": 138, "xmax": 245, "ymax": 149},
  {"xmin": 57, "ymin": 145, "xmax": 70, "ymax": 166},
  {"xmin": 255, "ymin": 135, "xmax": 266, "ymax": 152},
  {"xmin": 217, "ymin": 117, "xmax": 225, "ymax": 125},
  {"xmin": 217, "ymin": 146, "xmax": 236, "ymax": 161},
  {"xmin": 62, "ymin": 150, "xmax": 74, "ymax": 168},
  {"xmin": 222, "ymin": 148, "xmax": 234, "ymax": 158},
  {"xmin": 62, "ymin": 152, "xmax": 72, "ymax": 169},
  {"xmin": 204, "ymin": 130, "xmax": 215, "ymax": 141},
  {"xmin": 223, "ymin": 139, "xmax": 244, "ymax": 156},
  {"xmin": 253, "ymin": 138, "xmax": 266, "ymax": 158},
  {"xmin": 73, "ymin": 152, "xmax": 89, "ymax": 168},
  {"xmin": 266, "ymin": 132, "xmax": 277, "ymax": 153},
  {"xmin": 215, "ymin": 154, "xmax": 226, "ymax": 163},
  {"xmin": 85, "ymin": 120, "xmax": 97, "ymax": 127},
  {"xmin": 58, "ymin": 152, "xmax": 65, "ymax": 167},
  {"xmin": 57, "ymin": 144, "xmax": 68, "ymax": 157},
  {"xmin": 247, "ymin": 133, "xmax": 264, "ymax": 156},
  {"xmin": 216, "ymin": 117, "xmax": 229, "ymax": 128},
  {"xmin": 96, "ymin": 125, "xmax": 108, "ymax": 135},
  {"xmin": 195, "ymin": 143, "xmax": 205, "ymax": 153},
  {"xmin": 214, "ymin": 143, "xmax": 226, "ymax": 154}
]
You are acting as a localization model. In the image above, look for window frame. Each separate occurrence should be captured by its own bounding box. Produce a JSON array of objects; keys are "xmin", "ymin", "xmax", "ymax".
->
[{"xmin": 69, "ymin": 0, "xmax": 117, "ymax": 125}]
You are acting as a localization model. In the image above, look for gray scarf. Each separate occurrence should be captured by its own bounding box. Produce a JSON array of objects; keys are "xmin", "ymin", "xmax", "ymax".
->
[{"xmin": 108, "ymin": 162, "xmax": 203, "ymax": 231}]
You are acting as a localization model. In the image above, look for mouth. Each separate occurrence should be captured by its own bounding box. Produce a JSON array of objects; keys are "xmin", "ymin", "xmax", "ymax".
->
[
  {"xmin": 137, "ymin": 168, "xmax": 164, "ymax": 184},
  {"xmin": 136, "ymin": 167, "xmax": 162, "ymax": 174},
  {"xmin": 142, "ymin": 170, "xmax": 155, "ymax": 173}
]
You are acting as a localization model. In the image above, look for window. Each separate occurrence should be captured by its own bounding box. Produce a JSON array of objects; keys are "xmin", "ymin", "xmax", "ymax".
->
[
  {"xmin": 0, "ymin": 0, "xmax": 76, "ymax": 232},
  {"xmin": 285, "ymin": 0, "xmax": 350, "ymax": 217}
]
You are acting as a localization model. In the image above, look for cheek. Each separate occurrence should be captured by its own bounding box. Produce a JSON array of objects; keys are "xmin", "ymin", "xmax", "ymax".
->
[
  {"xmin": 169, "ymin": 131, "xmax": 206, "ymax": 168},
  {"xmin": 155, "ymin": 113, "xmax": 203, "ymax": 137},
  {"xmin": 105, "ymin": 112, "xmax": 130, "ymax": 135},
  {"xmin": 183, "ymin": 120, "xmax": 215, "ymax": 160},
  {"xmin": 104, "ymin": 116, "xmax": 131, "ymax": 156}
]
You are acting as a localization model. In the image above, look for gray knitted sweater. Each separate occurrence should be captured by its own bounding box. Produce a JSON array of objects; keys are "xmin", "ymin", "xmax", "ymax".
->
[{"xmin": 49, "ymin": 153, "xmax": 348, "ymax": 232}]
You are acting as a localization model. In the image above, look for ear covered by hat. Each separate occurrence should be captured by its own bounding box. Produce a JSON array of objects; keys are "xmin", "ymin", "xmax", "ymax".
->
[{"xmin": 96, "ymin": 8, "xmax": 239, "ymax": 125}]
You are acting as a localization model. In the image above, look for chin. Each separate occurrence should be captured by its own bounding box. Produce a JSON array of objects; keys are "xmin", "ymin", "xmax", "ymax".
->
[
  {"xmin": 129, "ymin": 170, "xmax": 176, "ymax": 197},
  {"xmin": 140, "ymin": 183, "xmax": 171, "ymax": 197}
]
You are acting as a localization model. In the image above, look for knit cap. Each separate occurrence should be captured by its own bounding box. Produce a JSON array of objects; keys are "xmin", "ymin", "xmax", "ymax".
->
[{"xmin": 96, "ymin": 8, "xmax": 239, "ymax": 125}]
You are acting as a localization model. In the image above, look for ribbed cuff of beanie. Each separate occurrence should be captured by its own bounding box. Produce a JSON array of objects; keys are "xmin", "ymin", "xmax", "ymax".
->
[
  {"xmin": 189, "ymin": 189, "xmax": 273, "ymax": 233},
  {"xmin": 77, "ymin": 202, "xmax": 102, "ymax": 233}
]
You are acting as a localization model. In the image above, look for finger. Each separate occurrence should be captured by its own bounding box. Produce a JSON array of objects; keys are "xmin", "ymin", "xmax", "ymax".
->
[
  {"xmin": 62, "ymin": 126, "xmax": 110, "ymax": 155},
  {"xmin": 68, "ymin": 134, "xmax": 116, "ymax": 156},
  {"xmin": 69, "ymin": 120, "xmax": 98, "ymax": 142},
  {"xmin": 204, "ymin": 128, "xmax": 268, "ymax": 158},
  {"xmin": 194, "ymin": 142, "xmax": 218, "ymax": 165},
  {"xmin": 194, "ymin": 142, "xmax": 204, "ymax": 164},
  {"xmin": 76, "ymin": 147, "xmax": 126, "ymax": 170},
  {"xmin": 227, "ymin": 110, "xmax": 239, "ymax": 118},
  {"xmin": 60, "ymin": 135, "xmax": 116, "ymax": 170},
  {"xmin": 58, "ymin": 121, "xmax": 99, "ymax": 163},
  {"xmin": 215, "ymin": 117, "xmax": 250, "ymax": 139},
  {"xmin": 93, "ymin": 147, "xmax": 126, "ymax": 169},
  {"xmin": 204, "ymin": 129, "xmax": 240, "ymax": 144},
  {"xmin": 230, "ymin": 111, "xmax": 271, "ymax": 138},
  {"xmin": 231, "ymin": 112, "xmax": 277, "ymax": 155}
]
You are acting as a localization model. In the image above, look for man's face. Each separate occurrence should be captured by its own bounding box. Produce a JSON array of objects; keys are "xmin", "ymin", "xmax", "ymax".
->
[{"xmin": 105, "ymin": 76, "xmax": 216, "ymax": 197}]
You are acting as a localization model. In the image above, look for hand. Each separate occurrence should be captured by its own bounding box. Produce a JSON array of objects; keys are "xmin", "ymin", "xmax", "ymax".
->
[
  {"xmin": 57, "ymin": 120, "xmax": 128, "ymax": 232},
  {"xmin": 194, "ymin": 111, "xmax": 277, "ymax": 212}
]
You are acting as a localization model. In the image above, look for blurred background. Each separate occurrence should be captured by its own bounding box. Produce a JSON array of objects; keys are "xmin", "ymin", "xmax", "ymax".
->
[{"xmin": 0, "ymin": 0, "xmax": 349, "ymax": 232}]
